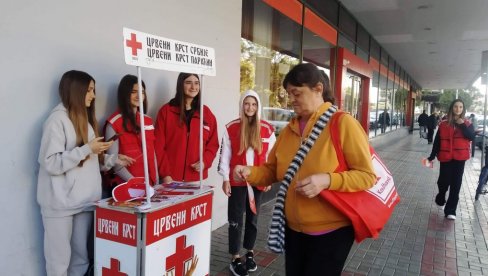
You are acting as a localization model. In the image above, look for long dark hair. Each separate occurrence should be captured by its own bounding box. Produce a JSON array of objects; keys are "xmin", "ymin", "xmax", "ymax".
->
[
  {"xmin": 283, "ymin": 63, "xmax": 335, "ymax": 104},
  {"xmin": 169, "ymin": 73, "xmax": 201, "ymax": 125},
  {"xmin": 117, "ymin": 74, "xmax": 147, "ymax": 133}
]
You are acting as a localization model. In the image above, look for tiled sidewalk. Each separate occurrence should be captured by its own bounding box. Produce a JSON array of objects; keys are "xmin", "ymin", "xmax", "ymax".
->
[{"xmin": 210, "ymin": 132, "xmax": 488, "ymax": 275}]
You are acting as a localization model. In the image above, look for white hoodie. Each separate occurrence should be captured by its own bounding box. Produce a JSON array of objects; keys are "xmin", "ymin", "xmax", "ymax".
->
[{"xmin": 217, "ymin": 90, "xmax": 276, "ymax": 181}]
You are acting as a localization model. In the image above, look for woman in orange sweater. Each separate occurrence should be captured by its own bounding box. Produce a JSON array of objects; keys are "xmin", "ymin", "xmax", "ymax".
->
[{"xmin": 234, "ymin": 63, "xmax": 376, "ymax": 276}]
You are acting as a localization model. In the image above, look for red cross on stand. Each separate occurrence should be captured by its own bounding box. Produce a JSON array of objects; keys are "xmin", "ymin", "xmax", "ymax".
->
[
  {"xmin": 102, "ymin": 258, "xmax": 128, "ymax": 276},
  {"xmin": 166, "ymin": 235, "xmax": 194, "ymax": 276},
  {"xmin": 126, "ymin": 33, "xmax": 142, "ymax": 56}
]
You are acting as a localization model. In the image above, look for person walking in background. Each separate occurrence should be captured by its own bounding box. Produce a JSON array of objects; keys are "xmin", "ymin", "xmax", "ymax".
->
[
  {"xmin": 37, "ymin": 70, "xmax": 134, "ymax": 276},
  {"xmin": 418, "ymin": 110, "xmax": 428, "ymax": 138},
  {"xmin": 469, "ymin": 113, "xmax": 478, "ymax": 157},
  {"xmin": 233, "ymin": 63, "xmax": 376, "ymax": 276},
  {"xmin": 103, "ymin": 75, "xmax": 158, "ymax": 195},
  {"xmin": 218, "ymin": 90, "xmax": 276, "ymax": 276},
  {"xmin": 426, "ymin": 99, "xmax": 475, "ymax": 220},
  {"xmin": 426, "ymin": 111, "xmax": 437, "ymax": 144},
  {"xmin": 154, "ymin": 72, "xmax": 219, "ymax": 183}
]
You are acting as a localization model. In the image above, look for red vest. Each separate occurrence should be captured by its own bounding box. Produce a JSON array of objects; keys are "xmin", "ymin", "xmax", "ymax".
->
[
  {"xmin": 106, "ymin": 111, "xmax": 157, "ymax": 185},
  {"xmin": 227, "ymin": 119, "xmax": 274, "ymax": 188},
  {"xmin": 437, "ymin": 120, "xmax": 471, "ymax": 162}
]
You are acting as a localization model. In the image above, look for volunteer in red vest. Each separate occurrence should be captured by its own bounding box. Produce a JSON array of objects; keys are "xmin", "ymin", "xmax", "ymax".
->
[
  {"xmin": 154, "ymin": 72, "xmax": 219, "ymax": 183},
  {"xmin": 427, "ymin": 99, "xmax": 475, "ymax": 220},
  {"xmin": 218, "ymin": 90, "xmax": 276, "ymax": 276},
  {"xmin": 104, "ymin": 75, "xmax": 157, "ymax": 194},
  {"xmin": 233, "ymin": 63, "xmax": 376, "ymax": 276}
]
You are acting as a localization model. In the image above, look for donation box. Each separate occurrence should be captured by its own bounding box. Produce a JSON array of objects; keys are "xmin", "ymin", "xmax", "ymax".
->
[{"xmin": 94, "ymin": 186, "xmax": 213, "ymax": 276}]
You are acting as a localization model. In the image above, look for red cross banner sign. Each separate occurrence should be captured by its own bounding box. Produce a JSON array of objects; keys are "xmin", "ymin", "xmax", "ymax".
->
[{"xmin": 123, "ymin": 27, "xmax": 216, "ymax": 76}]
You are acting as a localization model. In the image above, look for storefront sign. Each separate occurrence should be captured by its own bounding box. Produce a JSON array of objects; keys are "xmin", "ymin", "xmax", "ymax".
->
[{"xmin": 123, "ymin": 27, "xmax": 216, "ymax": 76}]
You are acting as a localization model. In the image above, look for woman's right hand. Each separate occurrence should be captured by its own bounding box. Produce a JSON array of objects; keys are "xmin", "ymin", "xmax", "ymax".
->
[
  {"xmin": 88, "ymin": 137, "xmax": 113, "ymax": 154},
  {"xmin": 222, "ymin": 181, "xmax": 231, "ymax": 197},
  {"xmin": 233, "ymin": 165, "xmax": 250, "ymax": 181}
]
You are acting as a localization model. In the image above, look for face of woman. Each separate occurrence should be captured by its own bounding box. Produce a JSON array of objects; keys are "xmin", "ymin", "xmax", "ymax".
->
[
  {"xmin": 286, "ymin": 83, "xmax": 322, "ymax": 117},
  {"xmin": 452, "ymin": 101, "xmax": 464, "ymax": 117},
  {"xmin": 243, "ymin": 96, "xmax": 258, "ymax": 117},
  {"xmin": 183, "ymin": 75, "xmax": 200, "ymax": 100},
  {"xmin": 130, "ymin": 83, "xmax": 145, "ymax": 108},
  {"xmin": 85, "ymin": 80, "xmax": 95, "ymax": 107}
]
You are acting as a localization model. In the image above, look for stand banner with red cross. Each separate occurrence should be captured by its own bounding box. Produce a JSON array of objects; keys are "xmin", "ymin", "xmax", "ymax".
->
[
  {"xmin": 144, "ymin": 193, "xmax": 212, "ymax": 275},
  {"xmin": 123, "ymin": 27, "xmax": 216, "ymax": 76}
]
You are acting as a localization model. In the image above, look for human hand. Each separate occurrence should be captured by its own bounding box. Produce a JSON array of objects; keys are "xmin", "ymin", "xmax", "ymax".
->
[
  {"xmin": 162, "ymin": 176, "xmax": 173, "ymax": 184},
  {"xmin": 185, "ymin": 255, "xmax": 199, "ymax": 276},
  {"xmin": 295, "ymin": 173, "xmax": 330, "ymax": 198},
  {"xmin": 222, "ymin": 181, "xmax": 231, "ymax": 197},
  {"xmin": 116, "ymin": 154, "xmax": 135, "ymax": 167},
  {"xmin": 233, "ymin": 165, "xmax": 250, "ymax": 181},
  {"xmin": 263, "ymin": 185, "xmax": 272, "ymax": 192},
  {"xmin": 190, "ymin": 161, "xmax": 205, "ymax": 172},
  {"xmin": 88, "ymin": 137, "xmax": 113, "ymax": 154}
]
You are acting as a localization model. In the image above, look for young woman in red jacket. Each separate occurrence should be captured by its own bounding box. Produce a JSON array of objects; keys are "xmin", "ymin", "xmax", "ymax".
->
[
  {"xmin": 154, "ymin": 73, "xmax": 219, "ymax": 183},
  {"xmin": 104, "ymin": 75, "xmax": 158, "ymax": 194},
  {"xmin": 427, "ymin": 99, "xmax": 475, "ymax": 220},
  {"xmin": 218, "ymin": 90, "xmax": 276, "ymax": 276}
]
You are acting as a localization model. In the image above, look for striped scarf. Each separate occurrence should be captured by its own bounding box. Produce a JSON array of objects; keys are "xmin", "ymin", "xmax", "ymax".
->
[{"xmin": 267, "ymin": 105, "xmax": 337, "ymax": 253}]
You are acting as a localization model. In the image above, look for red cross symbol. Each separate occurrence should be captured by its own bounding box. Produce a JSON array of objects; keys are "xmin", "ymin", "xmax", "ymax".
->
[
  {"xmin": 102, "ymin": 258, "xmax": 128, "ymax": 276},
  {"xmin": 126, "ymin": 33, "xmax": 142, "ymax": 56},
  {"xmin": 166, "ymin": 235, "xmax": 194, "ymax": 276}
]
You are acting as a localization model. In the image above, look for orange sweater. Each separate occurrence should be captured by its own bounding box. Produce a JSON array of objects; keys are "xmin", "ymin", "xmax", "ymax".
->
[{"xmin": 248, "ymin": 102, "xmax": 376, "ymax": 233}]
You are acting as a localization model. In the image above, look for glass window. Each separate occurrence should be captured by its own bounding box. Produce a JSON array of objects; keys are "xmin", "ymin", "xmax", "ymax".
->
[
  {"xmin": 305, "ymin": 0, "xmax": 339, "ymax": 26},
  {"xmin": 357, "ymin": 24, "xmax": 369, "ymax": 53},
  {"xmin": 369, "ymin": 71, "xmax": 380, "ymax": 137},
  {"xmin": 303, "ymin": 29, "xmax": 333, "ymax": 68},
  {"xmin": 241, "ymin": 0, "xmax": 300, "ymax": 135},
  {"xmin": 380, "ymin": 48, "xmax": 388, "ymax": 66},
  {"xmin": 338, "ymin": 33, "xmax": 355, "ymax": 54},
  {"xmin": 343, "ymin": 71, "xmax": 362, "ymax": 120},
  {"xmin": 370, "ymin": 39, "xmax": 380, "ymax": 61},
  {"xmin": 338, "ymin": 6, "xmax": 356, "ymax": 41}
]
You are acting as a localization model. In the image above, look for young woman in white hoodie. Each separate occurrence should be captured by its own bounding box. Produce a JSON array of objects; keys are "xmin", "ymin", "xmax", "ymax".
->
[
  {"xmin": 37, "ymin": 70, "xmax": 134, "ymax": 276},
  {"xmin": 218, "ymin": 90, "xmax": 276, "ymax": 276}
]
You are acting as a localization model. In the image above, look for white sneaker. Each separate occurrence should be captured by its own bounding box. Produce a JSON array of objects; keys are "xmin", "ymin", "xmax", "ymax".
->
[{"xmin": 446, "ymin": 215, "xmax": 456, "ymax": 220}]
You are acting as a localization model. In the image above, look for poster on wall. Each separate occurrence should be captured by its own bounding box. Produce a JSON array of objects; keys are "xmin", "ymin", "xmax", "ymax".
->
[
  {"xmin": 123, "ymin": 27, "xmax": 216, "ymax": 76},
  {"xmin": 144, "ymin": 193, "xmax": 213, "ymax": 276}
]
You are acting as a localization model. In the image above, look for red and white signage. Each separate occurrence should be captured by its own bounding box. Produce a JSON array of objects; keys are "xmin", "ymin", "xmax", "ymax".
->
[
  {"xmin": 95, "ymin": 208, "xmax": 139, "ymax": 275},
  {"xmin": 95, "ymin": 192, "xmax": 212, "ymax": 276},
  {"xmin": 144, "ymin": 193, "xmax": 212, "ymax": 276},
  {"xmin": 123, "ymin": 27, "xmax": 216, "ymax": 76}
]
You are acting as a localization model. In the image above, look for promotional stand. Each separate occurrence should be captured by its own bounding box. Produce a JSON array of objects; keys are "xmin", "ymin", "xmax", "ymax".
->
[{"xmin": 95, "ymin": 28, "xmax": 216, "ymax": 276}]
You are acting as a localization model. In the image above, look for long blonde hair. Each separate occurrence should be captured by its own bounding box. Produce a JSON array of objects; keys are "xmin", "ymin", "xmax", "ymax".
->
[{"xmin": 239, "ymin": 96, "xmax": 262, "ymax": 155}]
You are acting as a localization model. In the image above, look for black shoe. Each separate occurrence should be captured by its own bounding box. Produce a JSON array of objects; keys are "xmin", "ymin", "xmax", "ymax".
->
[
  {"xmin": 435, "ymin": 193, "xmax": 446, "ymax": 207},
  {"xmin": 230, "ymin": 258, "xmax": 248, "ymax": 276},
  {"xmin": 246, "ymin": 251, "xmax": 257, "ymax": 272}
]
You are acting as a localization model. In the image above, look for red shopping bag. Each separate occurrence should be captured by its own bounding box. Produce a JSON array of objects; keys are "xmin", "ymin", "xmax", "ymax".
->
[{"xmin": 320, "ymin": 112, "xmax": 400, "ymax": 242}]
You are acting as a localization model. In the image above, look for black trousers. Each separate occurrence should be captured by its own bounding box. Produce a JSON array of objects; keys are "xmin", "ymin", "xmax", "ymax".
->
[
  {"xmin": 227, "ymin": 186, "xmax": 263, "ymax": 255},
  {"xmin": 284, "ymin": 226, "xmax": 354, "ymax": 276},
  {"xmin": 438, "ymin": 160, "xmax": 466, "ymax": 216},
  {"xmin": 427, "ymin": 127, "xmax": 435, "ymax": 143}
]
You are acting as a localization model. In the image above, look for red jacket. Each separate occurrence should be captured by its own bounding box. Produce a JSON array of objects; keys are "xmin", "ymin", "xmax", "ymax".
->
[
  {"xmin": 154, "ymin": 104, "xmax": 219, "ymax": 182},
  {"xmin": 218, "ymin": 119, "xmax": 275, "ymax": 189},
  {"xmin": 437, "ymin": 120, "xmax": 471, "ymax": 162},
  {"xmin": 106, "ymin": 111, "xmax": 157, "ymax": 184}
]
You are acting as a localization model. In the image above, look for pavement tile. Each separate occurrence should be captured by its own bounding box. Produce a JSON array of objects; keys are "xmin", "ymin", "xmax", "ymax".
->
[{"xmin": 209, "ymin": 133, "xmax": 488, "ymax": 275}]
